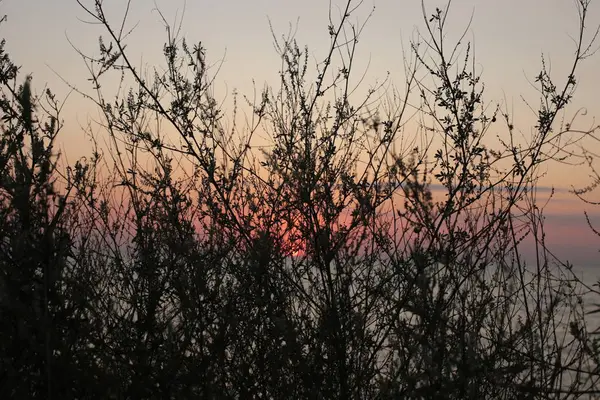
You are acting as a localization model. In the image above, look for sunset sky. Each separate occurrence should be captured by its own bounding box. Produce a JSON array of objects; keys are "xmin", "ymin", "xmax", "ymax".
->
[{"xmin": 2, "ymin": 0, "xmax": 600, "ymax": 266}]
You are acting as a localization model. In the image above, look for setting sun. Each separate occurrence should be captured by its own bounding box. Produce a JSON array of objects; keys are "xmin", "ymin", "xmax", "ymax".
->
[{"xmin": 2, "ymin": 0, "xmax": 600, "ymax": 397}]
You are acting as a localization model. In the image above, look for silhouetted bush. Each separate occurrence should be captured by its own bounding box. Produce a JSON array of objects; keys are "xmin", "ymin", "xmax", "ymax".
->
[{"xmin": 1, "ymin": 0, "xmax": 600, "ymax": 398}]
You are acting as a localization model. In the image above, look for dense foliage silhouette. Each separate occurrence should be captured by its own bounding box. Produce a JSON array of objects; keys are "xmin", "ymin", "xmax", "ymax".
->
[{"xmin": 1, "ymin": 0, "xmax": 600, "ymax": 398}]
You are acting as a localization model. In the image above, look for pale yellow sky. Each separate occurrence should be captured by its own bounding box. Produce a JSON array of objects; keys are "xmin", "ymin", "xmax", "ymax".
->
[
  {"xmin": 2, "ymin": 0, "xmax": 599, "ymax": 188},
  {"xmin": 1, "ymin": 0, "xmax": 600, "ymax": 265}
]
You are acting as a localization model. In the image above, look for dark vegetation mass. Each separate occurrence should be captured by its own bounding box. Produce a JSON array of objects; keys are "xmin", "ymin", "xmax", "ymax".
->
[{"xmin": 1, "ymin": 0, "xmax": 600, "ymax": 398}]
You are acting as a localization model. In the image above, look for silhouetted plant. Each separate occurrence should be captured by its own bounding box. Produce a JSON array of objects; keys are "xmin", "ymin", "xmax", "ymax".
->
[
  {"xmin": 0, "ymin": 14, "xmax": 107, "ymax": 397},
  {"xmin": 1, "ymin": 0, "xmax": 599, "ymax": 398}
]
